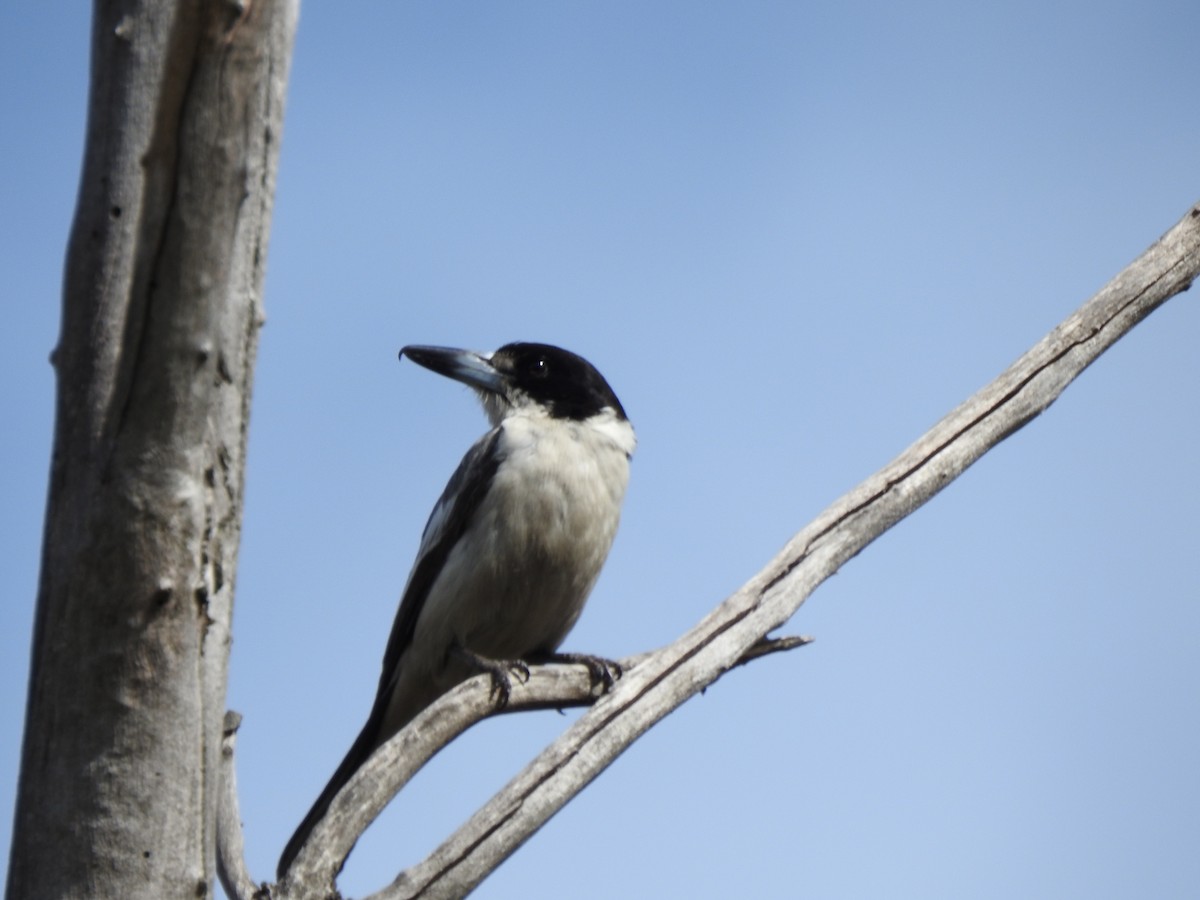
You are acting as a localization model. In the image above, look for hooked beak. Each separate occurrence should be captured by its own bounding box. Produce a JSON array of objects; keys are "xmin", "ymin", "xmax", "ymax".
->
[{"xmin": 399, "ymin": 345, "xmax": 507, "ymax": 395}]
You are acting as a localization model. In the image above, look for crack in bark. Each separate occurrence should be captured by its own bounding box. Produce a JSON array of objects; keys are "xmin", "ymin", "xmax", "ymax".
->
[{"xmin": 761, "ymin": 253, "xmax": 1185, "ymax": 600}]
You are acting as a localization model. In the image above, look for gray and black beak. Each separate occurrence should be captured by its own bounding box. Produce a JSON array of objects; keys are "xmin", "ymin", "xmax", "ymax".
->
[{"xmin": 400, "ymin": 345, "xmax": 507, "ymax": 396}]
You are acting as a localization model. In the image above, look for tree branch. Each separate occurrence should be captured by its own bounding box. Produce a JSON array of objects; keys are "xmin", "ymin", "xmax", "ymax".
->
[
  {"xmin": 384, "ymin": 201, "xmax": 1200, "ymax": 899},
  {"xmin": 217, "ymin": 712, "xmax": 262, "ymax": 900},
  {"xmin": 233, "ymin": 636, "xmax": 810, "ymax": 894},
  {"xmin": 262, "ymin": 201, "xmax": 1199, "ymax": 898}
]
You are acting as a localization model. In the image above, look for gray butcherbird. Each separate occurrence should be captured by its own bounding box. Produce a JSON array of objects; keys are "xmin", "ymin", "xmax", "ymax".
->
[{"xmin": 277, "ymin": 342, "xmax": 635, "ymax": 878}]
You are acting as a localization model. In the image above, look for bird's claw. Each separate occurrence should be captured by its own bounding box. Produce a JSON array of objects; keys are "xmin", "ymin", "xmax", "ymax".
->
[
  {"xmin": 485, "ymin": 659, "xmax": 532, "ymax": 708},
  {"xmin": 455, "ymin": 645, "xmax": 622, "ymax": 708},
  {"xmin": 539, "ymin": 652, "xmax": 623, "ymax": 694},
  {"xmin": 454, "ymin": 644, "xmax": 532, "ymax": 709}
]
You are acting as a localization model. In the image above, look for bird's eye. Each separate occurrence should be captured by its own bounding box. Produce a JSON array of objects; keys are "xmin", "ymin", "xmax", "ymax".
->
[{"xmin": 528, "ymin": 356, "xmax": 550, "ymax": 378}]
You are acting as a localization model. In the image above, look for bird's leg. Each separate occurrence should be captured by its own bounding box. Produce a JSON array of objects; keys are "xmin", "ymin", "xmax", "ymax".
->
[
  {"xmin": 452, "ymin": 643, "xmax": 531, "ymax": 709},
  {"xmin": 531, "ymin": 651, "xmax": 623, "ymax": 694}
]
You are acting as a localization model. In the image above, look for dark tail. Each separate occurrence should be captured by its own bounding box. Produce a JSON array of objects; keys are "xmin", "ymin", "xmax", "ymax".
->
[{"xmin": 276, "ymin": 708, "xmax": 384, "ymax": 881}]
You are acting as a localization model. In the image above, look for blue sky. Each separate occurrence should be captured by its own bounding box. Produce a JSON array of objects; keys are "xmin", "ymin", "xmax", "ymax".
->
[{"xmin": 2, "ymin": 3, "xmax": 1198, "ymax": 898}]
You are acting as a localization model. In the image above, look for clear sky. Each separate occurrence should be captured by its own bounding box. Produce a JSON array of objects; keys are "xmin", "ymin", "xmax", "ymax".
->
[{"xmin": 2, "ymin": 3, "xmax": 1198, "ymax": 898}]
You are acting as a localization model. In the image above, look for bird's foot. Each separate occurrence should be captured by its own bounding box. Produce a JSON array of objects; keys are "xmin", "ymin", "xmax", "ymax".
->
[
  {"xmin": 453, "ymin": 644, "xmax": 531, "ymax": 709},
  {"xmin": 534, "ymin": 651, "xmax": 623, "ymax": 694}
]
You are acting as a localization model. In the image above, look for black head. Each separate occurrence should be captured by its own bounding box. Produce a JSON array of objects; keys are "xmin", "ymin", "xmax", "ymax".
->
[
  {"xmin": 400, "ymin": 341, "xmax": 627, "ymax": 423},
  {"xmin": 488, "ymin": 342, "xmax": 626, "ymax": 421}
]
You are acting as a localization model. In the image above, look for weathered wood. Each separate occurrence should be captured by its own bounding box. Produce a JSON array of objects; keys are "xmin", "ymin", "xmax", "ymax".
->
[
  {"xmin": 216, "ymin": 713, "xmax": 259, "ymax": 900},
  {"xmin": 344, "ymin": 201, "xmax": 1197, "ymax": 899},
  {"xmin": 7, "ymin": 3, "xmax": 297, "ymax": 898}
]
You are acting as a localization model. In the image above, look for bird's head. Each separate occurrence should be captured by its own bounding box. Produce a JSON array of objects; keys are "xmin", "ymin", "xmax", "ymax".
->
[{"xmin": 400, "ymin": 342, "xmax": 629, "ymax": 428}]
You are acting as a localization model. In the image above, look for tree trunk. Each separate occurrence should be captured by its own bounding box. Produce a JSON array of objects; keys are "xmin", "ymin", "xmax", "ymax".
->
[{"xmin": 7, "ymin": 3, "xmax": 297, "ymax": 898}]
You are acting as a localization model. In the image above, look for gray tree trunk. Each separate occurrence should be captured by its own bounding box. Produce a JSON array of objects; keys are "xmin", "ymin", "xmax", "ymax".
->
[{"xmin": 7, "ymin": 3, "xmax": 298, "ymax": 898}]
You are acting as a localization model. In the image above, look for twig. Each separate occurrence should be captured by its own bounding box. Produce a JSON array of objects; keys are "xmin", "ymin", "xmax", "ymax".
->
[{"xmin": 216, "ymin": 712, "xmax": 263, "ymax": 900}]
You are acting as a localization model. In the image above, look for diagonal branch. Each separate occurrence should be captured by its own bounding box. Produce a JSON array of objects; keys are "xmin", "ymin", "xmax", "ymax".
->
[
  {"xmin": 259, "ymin": 201, "xmax": 1199, "ymax": 899},
  {"xmin": 237, "ymin": 638, "xmax": 811, "ymax": 894},
  {"xmin": 374, "ymin": 201, "xmax": 1200, "ymax": 899}
]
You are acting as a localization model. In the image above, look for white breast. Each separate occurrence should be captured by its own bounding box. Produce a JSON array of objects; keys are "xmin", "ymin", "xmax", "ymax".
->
[{"xmin": 410, "ymin": 408, "xmax": 634, "ymax": 677}]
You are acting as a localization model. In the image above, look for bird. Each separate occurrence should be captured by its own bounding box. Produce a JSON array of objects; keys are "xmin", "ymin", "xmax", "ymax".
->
[{"xmin": 277, "ymin": 341, "xmax": 635, "ymax": 879}]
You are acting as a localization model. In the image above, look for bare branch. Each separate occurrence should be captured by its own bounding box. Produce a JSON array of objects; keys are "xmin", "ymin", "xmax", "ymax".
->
[
  {"xmin": 374, "ymin": 201, "xmax": 1200, "ymax": 899},
  {"xmin": 251, "ymin": 639, "xmax": 813, "ymax": 894},
  {"xmin": 261, "ymin": 204, "xmax": 1198, "ymax": 898},
  {"xmin": 735, "ymin": 634, "xmax": 814, "ymax": 668},
  {"xmin": 217, "ymin": 712, "xmax": 262, "ymax": 900},
  {"xmin": 277, "ymin": 666, "xmax": 601, "ymax": 894}
]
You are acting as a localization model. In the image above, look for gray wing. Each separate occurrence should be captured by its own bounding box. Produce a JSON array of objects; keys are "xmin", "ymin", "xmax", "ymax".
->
[
  {"xmin": 277, "ymin": 427, "xmax": 503, "ymax": 879},
  {"xmin": 374, "ymin": 426, "xmax": 503, "ymax": 701}
]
